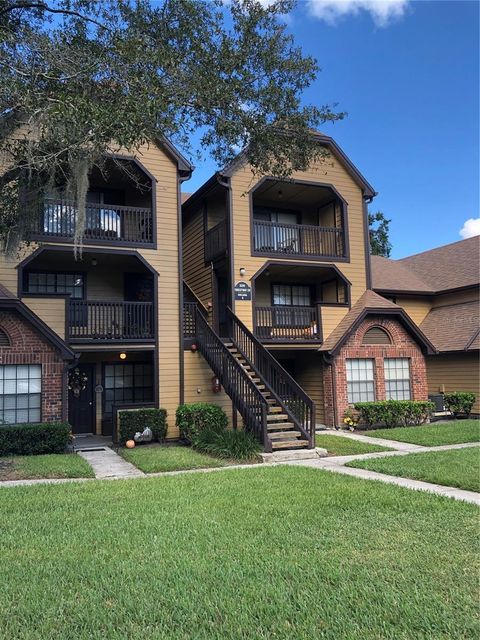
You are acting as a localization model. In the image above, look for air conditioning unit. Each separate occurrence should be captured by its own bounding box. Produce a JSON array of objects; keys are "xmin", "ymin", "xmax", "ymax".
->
[{"xmin": 428, "ymin": 393, "xmax": 445, "ymax": 412}]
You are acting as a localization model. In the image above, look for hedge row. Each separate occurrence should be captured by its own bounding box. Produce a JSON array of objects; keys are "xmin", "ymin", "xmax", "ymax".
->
[
  {"xmin": 117, "ymin": 408, "xmax": 167, "ymax": 444},
  {"xmin": 443, "ymin": 392, "xmax": 476, "ymax": 417},
  {"xmin": 0, "ymin": 422, "xmax": 71, "ymax": 456},
  {"xmin": 354, "ymin": 400, "xmax": 434, "ymax": 429},
  {"xmin": 176, "ymin": 403, "xmax": 228, "ymax": 445}
]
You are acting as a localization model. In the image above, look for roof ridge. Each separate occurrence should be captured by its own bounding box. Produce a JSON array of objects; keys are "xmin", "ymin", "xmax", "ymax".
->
[{"xmin": 398, "ymin": 235, "xmax": 479, "ymax": 262}]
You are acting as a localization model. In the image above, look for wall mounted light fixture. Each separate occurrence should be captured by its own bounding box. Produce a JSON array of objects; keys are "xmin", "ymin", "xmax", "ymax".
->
[{"xmin": 239, "ymin": 267, "xmax": 246, "ymax": 277}]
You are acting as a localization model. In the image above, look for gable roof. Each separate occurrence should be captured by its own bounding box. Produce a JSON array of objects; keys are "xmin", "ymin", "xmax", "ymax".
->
[
  {"xmin": 419, "ymin": 301, "xmax": 479, "ymax": 352},
  {"xmin": 221, "ymin": 131, "xmax": 376, "ymax": 198},
  {"xmin": 155, "ymin": 136, "xmax": 193, "ymax": 178},
  {"xmin": 319, "ymin": 290, "xmax": 435, "ymax": 355},
  {"xmin": 372, "ymin": 236, "xmax": 480, "ymax": 294},
  {"xmin": 0, "ymin": 285, "xmax": 74, "ymax": 360}
]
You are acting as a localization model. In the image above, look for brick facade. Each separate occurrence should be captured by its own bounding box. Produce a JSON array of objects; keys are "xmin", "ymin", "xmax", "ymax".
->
[
  {"xmin": 323, "ymin": 315, "xmax": 428, "ymax": 426},
  {"xmin": 0, "ymin": 310, "xmax": 66, "ymax": 423}
]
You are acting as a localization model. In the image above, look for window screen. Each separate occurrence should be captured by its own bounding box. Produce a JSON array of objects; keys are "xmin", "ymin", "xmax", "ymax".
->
[
  {"xmin": 346, "ymin": 359, "xmax": 375, "ymax": 403},
  {"xmin": 0, "ymin": 365, "xmax": 41, "ymax": 424},
  {"xmin": 25, "ymin": 272, "xmax": 84, "ymax": 298},
  {"xmin": 103, "ymin": 363, "xmax": 154, "ymax": 414},
  {"xmin": 384, "ymin": 358, "xmax": 411, "ymax": 400},
  {"xmin": 272, "ymin": 284, "xmax": 311, "ymax": 307}
]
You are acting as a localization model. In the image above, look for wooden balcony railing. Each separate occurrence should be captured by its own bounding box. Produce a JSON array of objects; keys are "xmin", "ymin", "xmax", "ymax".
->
[
  {"xmin": 205, "ymin": 219, "xmax": 227, "ymax": 262},
  {"xmin": 68, "ymin": 300, "xmax": 154, "ymax": 342},
  {"xmin": 253, "ymin": 220, "xmax": 345, "ymax": 258},
  {"xmin": 39, "ymin": 198, "xmax": 153, "ymax": 244},
  {"xmin": 254, "ymin": 306, "xmax": 321, "ymax": 342}
]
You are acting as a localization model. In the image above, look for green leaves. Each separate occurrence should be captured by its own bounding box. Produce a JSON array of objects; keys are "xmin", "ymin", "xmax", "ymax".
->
[
  {"xmin": 368, "ymin": 210, "xmax": 392, "ymax": 257},
  {"xmin": 0, "ymin": 0, "xmax": 343, "ymax": 252}
]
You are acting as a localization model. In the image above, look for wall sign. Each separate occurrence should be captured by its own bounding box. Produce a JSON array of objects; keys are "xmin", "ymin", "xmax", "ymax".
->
[{"xmin": 234, "ymin": 281, "xmax": 252, "ymax": 301}]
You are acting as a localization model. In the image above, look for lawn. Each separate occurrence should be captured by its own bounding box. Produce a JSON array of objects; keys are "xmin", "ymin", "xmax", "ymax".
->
[
  {"xmin": 315, "ymin": 433, "xmax": 392, "ymax": 456},
  {"xmin": 121, "ymin": 443, "xmax": 227, "ymax": 473},
  {"xmin": 362, "ymin": 419, "xmax": 480, "ymax": 446},
  {"xmin": 0, "ymin": 453, "xmax": 94, "ymax": 481},
  {"xmin": 347, "ymin": 446, "xmax": 480, "ymax": 492},
  {"xmin": 1, "ymin": 467, "xmax": 478, "ymax": 639}
]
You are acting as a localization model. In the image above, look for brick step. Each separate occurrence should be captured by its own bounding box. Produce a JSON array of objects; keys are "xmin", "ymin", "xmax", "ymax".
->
[
  {"xmin": 267, "ymin": 422, "xmax": 296, "ymax": 431},
  {"xmin": 271, "ymin": 440, "xmax": 309, "ymax": 450},
  {"xmin": 267, "ymin": 413, "xmax": 288, "ymax": 421},
  {"xmin": 269, "ymin": 430, "xmax": 302, "ymax": 440}
]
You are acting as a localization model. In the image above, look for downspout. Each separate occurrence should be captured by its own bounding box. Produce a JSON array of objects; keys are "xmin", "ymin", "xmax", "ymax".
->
[
  {"xmin": 322, "ymin": 352, "xmax": 338, "ymax": 428},
  {"xmin": 178, "ymin": 172, "xmax": 191, "ymax": 405},
  {"xmin": 217, "ymin": 173, "xmax": 234, "ymax": 317},
  {"xmin": 363, "ymin": 195, "xmax": 375, "ymax": 290}
]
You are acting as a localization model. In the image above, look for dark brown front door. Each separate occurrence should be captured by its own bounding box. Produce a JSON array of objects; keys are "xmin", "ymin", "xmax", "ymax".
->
[{"xmin": 68, "ymin": 364, "xmax": 95, "ymax": 434}]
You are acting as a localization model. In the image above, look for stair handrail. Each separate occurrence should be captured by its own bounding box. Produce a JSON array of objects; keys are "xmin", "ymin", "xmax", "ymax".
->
[
  {"xmin": 227, "ymin": 307, "xmax": 315, "ymax": 447},
  {"xmin": 194, "ymin": 306, "xmax": 271, "ymax": 451}
]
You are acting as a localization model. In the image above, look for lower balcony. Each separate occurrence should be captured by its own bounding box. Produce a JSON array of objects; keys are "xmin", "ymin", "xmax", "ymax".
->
[
  {"xmin": 254, "ymin": 306, "xmax": 321, "ymax": 342},
  {"xmin": 68, "ymin": 300, "xmax": 154, "ymax": 343}
]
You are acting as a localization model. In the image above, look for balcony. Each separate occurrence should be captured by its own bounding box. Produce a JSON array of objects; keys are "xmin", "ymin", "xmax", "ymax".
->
[
  {"xmin": 254, "ymin": 306, "xmax": 322, "ymax": 342},
  {"xmin": 68, "ymin": 300, "xmax": 154, "ymax": 343},
  {"xmin": 37, "ymin": 199, "xmax": 153, "ymax": 245},
  {"xmin": 253, "ymin": 220, "xmax": 344, "ymax": 259},
  {"xmin": 205, "ymin": 219, "xmax": 228, "ymax": 262}
]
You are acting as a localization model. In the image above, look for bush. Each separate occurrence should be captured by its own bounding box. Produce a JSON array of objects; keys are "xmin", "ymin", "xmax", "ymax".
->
[
  {"xmin": 176, "ymin": 403, "xmax": 228, "ymax": 445},
  {"xmin": 354, "ymin": 400, "xmax": 434, "ymax": 429},
  {"xmin": 194, "ymin": 428, "xmax": 261, "ymax": 461},
  {"xmin": 118, "ymin": 408, "xmax": 167, "ymax": 444},
  {"xmin": 0, "ymin": 422, "xmax": 71, "ymax": 456},
  {"xmin": 443, "ymin": 392, "xmax": 476, "ymax": 417}
]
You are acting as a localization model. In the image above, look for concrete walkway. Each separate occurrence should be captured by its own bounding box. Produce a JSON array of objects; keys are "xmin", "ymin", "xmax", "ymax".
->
[
  {"xmin": 290, "ymin": 435, "xmax": 480, "ymax": 505},
  {"xmin": 78, "ymin": 447, "xmax": 144, "ymax": 479}
]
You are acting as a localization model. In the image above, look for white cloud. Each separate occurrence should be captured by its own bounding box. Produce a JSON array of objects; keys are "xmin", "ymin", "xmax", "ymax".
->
[
  {"xmin": 459, "ymin": 218, "xmax": 480, "ymax": 240},
  {"xmin": 306, "ymin": 0, "xmax": 410, "ymax": 27}
]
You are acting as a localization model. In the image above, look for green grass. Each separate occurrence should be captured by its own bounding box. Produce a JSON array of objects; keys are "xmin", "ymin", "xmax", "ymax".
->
[
  {"xmin": 121, "ymin": 444, "xmax": 227, "ymax": 473},
  {"xmin": 362, "ymin": 419, "xmax": 480, "ymax": 446},
  {"xmin": 1, "ymin": 467, "xmax": 479, "ymax": 639},
  {"xmin": 315, "ymin": 433, "xmax": 392, "ymax": 456},
  {"xmin": 0, "ymin": 453, "xmax": 94, "ymax": 481},
  {"xmin": 347, "ymin": 446, "xmax": 480, "ymax": 492}
]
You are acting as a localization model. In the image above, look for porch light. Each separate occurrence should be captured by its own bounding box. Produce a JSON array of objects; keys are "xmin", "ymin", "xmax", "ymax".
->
[
  {"xmin": 119, "ymin": 352, "xmax": 127, "ymax": 360},
  {"xmin": 239, "ymin": 267, "xmax": 246, "ymax": 277},
  {"xmin": 91, "ymin": 258, "xmax": 98, "ymax": 266},
  {"xmin": 277, "ymin": 189, "xmax": 283, "ymax": 199}
]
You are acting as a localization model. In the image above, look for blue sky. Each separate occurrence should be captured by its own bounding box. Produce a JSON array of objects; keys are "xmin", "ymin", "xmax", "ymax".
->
[{"xmin": 184, "ymin": 0, "xmax": 479, "ymax": 258}]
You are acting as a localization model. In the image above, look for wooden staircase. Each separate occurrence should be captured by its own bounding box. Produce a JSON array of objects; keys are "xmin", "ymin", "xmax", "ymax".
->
[{"xmin": 225, "ymin": 342, "xmax": 310, "ymax": 450}]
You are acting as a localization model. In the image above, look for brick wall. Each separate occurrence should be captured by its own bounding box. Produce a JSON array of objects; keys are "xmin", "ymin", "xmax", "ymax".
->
[
  {"xmin": 323, "ymin": 315, "xmax": 428, "ymax": 426},
  {"xmin": 0, "ymin": 310, "xmax": 66, "ymax": 422}
]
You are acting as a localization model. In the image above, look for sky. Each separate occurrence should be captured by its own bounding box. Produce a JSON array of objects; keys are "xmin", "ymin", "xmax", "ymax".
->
[{"xmin": 184, "ymin": 0, "xmax": 479, "ymax": 259}]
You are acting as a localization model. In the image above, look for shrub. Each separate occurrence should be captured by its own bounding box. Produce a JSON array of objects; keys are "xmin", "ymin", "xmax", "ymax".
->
[
  {"xmin": 194, "ymin": 428, "xmax": 261, "ymax": 461},
  {"xmin": 176, "ymin": 403, "xmax": 228, "ymax": 445},
  {"xmin": 354, "ymin": 400, "xmax": 434, "ymax": 429},
  {"xmin": 443, "ymin": 392, "xmax": 476, "ymax": 417},
  {"xmin": 118, "ymin": 408, "xmax": 167, "ymax": 444},
  {"xmin": 0, "ymin": 422, "xmax": 71, "ymax": 456}
]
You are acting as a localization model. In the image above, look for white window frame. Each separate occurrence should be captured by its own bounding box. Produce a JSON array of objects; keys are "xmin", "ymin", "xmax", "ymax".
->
[
  {"xmin": 346, "ymin": 359, "xmax": 375, "ymax": 404},
  {"xmin": 0, "ymin": 364, "xmax": 42, "ymax": 424},
  {"xmin": 384, "ymin": 358, "xmax": 411, "ymax": 401}
]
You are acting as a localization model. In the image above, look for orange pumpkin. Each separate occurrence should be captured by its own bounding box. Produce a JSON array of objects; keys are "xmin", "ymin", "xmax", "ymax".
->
[{"xmin": 125, "ymin": 439, "xmax": 136, "ymax": 449}]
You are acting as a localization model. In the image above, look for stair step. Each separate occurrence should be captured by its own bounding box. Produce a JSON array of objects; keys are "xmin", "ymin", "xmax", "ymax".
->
[
  {"xmin": 267, "ymin": 422, "xmax": 296, "ymax": 431},
  {"xmin": 269, "ymin": 406, "xmax": 283, "ymax": 413},
  {"xmin": 269, "ymin": 430, "xmax": 302, "ymax": 439},
  {"xmin": 267, "ymin": 413, "xmax": 288, "ymax": 421},
  {"xmin": 271, "ymin": 440, "xmax": 309, "ymax": 450}
]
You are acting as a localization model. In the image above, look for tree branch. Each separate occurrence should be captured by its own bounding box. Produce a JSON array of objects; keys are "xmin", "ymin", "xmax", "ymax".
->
[{"xmin": 0, "ymin": 2, "xmax": 113, "ymax": 32}]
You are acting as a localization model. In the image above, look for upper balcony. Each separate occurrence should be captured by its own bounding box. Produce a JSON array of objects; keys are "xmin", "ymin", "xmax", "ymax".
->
[
  {"xmin": 20, "ymin": 247, "xmax": 156, "ymax": 345},
  {"xmin": 33, "ymin": 157, "xmax": 155, "ymax": 247},
  {"xmin": 251, "ymin": 178, "xmax": 347, "ymax": 261}
]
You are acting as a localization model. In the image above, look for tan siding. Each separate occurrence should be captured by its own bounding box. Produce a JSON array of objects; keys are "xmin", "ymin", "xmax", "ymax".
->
[
  {"xmin": 294, "ymin": 352, "xmax": 325, "ymax": 424},
  {"xmin": 183, "ymin": 351, "xmax": 233, "ymax": 430},
  {"xmin": 426, "ymin": 352, "xmax": 480, "ymax": 414},
  {"xmin": 394, "ymin": 296, "xmax": 432, "ymax": 324},
  {"xmin": 183, "ymin": 208, "xmax": 213, "ymax": 307},
  {"xmin": 22, "ymin": 297, "xmax": 66, "ymax": 339},
  {"xmin": 230, "ymin": 153, "xmax": 368, "ymax": 341},
  {"xmin": 432, "ymin": 288, "xmax": 479, "ymax": 307},
  {"xmin": 0, "ymin": 138, "xmax": 184, "ymax": 437}
]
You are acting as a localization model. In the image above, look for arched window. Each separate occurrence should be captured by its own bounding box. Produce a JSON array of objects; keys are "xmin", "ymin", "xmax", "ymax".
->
[
  {"xmin": 362, "ymin": 327, "xmax": 391, "ymax": 345},
  {"xmin": 0, "ymin": 328, "xmax": 11, "ymax": 347}
]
